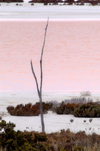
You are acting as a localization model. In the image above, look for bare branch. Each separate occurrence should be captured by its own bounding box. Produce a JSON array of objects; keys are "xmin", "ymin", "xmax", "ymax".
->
[
  {"xmin": 40, "ymin": 18, "xmax": 49, "ymax": 94},
  {"xmin": 30, "ymin": 19, "xmax": 49, "ymax": 133},
  {"xmin": 40, "ymin": 60, "xmax": 43, "ymax": 96},
  {"xmin": 41, "ymin": 18, "xmax": 49, "ymax": 60},
  {"xmin": 30, "ymin": 60, "xmax": 40, "ymax": 98}
]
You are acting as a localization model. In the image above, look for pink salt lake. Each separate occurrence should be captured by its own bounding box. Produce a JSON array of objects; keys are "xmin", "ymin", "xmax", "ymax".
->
[{"xmin": 0, "ymin": 21, "xmax": 100, "ymax": 93}]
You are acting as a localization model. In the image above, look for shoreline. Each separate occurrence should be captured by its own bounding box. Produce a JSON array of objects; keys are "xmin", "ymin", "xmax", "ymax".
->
[
  {"xmin": 1, "ymin": 18, "xmax": 100, "ymax": 21},
  {"xmin": 2, "ymin": 111, "xmax": 100, "ymax": 134},
  {"xmin": 0, "ymin": 4, "xmax": 100, "ymax": 19},
  {"xmin": 0, "ymin": 91, "xmax": 100, "ymax": 112},
  {"xmin": 1, "ymin": 91, "xmax": 100, "ymax": 134}
]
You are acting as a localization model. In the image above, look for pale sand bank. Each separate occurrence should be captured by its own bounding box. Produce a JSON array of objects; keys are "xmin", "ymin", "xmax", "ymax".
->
[
  {"xmin": 0, "ymin": 91, "xmax": 100, "ymax": 112},
  {"xmin": 1, "ymin": 92, "xmax": 100, "ymax": 134},
  {"xmin": 2, "ymin": 111, "xmax": 100, "ymax": 135},
  {"xmin": 0, "ymin": 92, "xmax": 100, "ymax": 112},
  {"xmin": 0, "ymin": 3, "xmax": 100, "ymax": 19}
]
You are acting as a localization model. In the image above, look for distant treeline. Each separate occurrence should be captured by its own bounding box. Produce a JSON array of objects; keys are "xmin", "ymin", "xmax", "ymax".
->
[
  {"xmin": 0, "ymin": 0, "xmax": 23, "ymax": 2},
  {"xmin": 30, "ymin": 0, "xmax": 100, "ymax": 6},
  {"xmin": 0, "ymin": 0, "xmax": 100, "ymax": 6}
]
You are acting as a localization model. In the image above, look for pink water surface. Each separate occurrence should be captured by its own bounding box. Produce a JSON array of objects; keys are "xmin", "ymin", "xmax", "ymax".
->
[{"xmin": 0, "ymin": 21, "xmax": 100, "ymax": 93}]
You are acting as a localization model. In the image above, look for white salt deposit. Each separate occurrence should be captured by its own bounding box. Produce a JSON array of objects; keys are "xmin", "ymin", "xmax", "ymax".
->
[
  {"xmin": 2, "ymin": 111, "xmax": 100, "ymax": 135},
  {"xmin": 1, "ymin": 92, "xmax": 100, "ymax": 135},
  {"xmin": 0, "ymin": 3, "xmax": 100, "ymax": 19}
]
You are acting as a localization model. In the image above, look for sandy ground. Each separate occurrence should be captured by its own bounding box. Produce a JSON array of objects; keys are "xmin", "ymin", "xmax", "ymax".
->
[
  {"xmin": 1, "ymin": 92, "xmax": 100, "ymax": 134},
  {"xmin": 2, "ymin": 111, "xmax": 100, "ymax": 135},
  {"xmin": 0, "ymin": 92, "xmax": 71, "ymax": 112},
  {"xmin": 0, "ymin": 91, "xmax": 100, "ymax": 112}
]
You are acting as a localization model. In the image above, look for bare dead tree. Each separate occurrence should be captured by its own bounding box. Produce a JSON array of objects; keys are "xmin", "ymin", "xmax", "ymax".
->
[{"xmin": 30, "ymin": 19, "xmax": 49, "ymax": 133}]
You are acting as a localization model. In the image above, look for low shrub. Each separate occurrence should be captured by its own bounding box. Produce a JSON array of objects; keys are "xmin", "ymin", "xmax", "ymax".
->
[
  {"xmin": 74, "ymin": 145, "xmax": 84, "ymax": 151},
  {"xmin": 36, "ymin": 102, "xmax": 53, "ymax": 114},
  {"xmin": 7, "ymin": 102, "xmax": 53, "ymax": 116},
  {"xmin": 55, "ymin": 102, "xmax": 79, "ymax": 114},
  {"xmin": 1, "ymin": 120, "xmax": 100, "ymax": 151},
  {"xmin": 34, "ymin": 132, "xmax": 47, "ymax": 143},
  {"xmin": 74, "ymin": 102, "xmax": 100, "ymax": 117},
  {"xmin": 20, "ymin": 142, "xmax": 35, "ymax": 151},
  {"xmin": 8, "ymin": 101, "xmax": 100, "ymax": 117},
  {"xmin": 7, "ymin": 103, "xmax": 40, "ymax": 116}
]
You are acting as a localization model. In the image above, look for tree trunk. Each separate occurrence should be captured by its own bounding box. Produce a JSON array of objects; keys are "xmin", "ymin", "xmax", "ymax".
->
[{"xmin": 30, "ymin": 19, "xmax": 49, "ymax": 133}]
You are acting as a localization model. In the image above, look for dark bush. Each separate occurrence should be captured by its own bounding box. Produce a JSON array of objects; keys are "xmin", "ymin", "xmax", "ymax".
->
[
  {"xmin": 74, "ymin": 145, "xmax": 84, "ymax": 151},
  {"xmin": 7, "ymin": 106, "xmax": 14, "ymax": 113},
  {"xmin": 7, "ymin": 103, "xmax": 40, "ymax": 116},
  {"xmin": 55, "ymin": 102, "xmax": 79, "ymax": 114},
  {"xmin": 74, "ymin": 102, "xmax": 100, "ymax": 117},
  {"xmin": 34, "ymin": 133, "xmax": 47, "ymax": 143},
  {"xmin": 2, "ymin": 120, "xmax": 100, "ymax": 151},
  {"xmin": 21, "ymin": 142, "xmax": 36, "ymax": 151},
  {"xmin": 36, "ymin": 102, "xmax": 53, "ymax": 114},
  {"xmin": 7, "ymin": 102, "xmax": 53, "ymax": 116},
  {"xmin": 6, "ymin": 139, "xmax": 18, "ymax": 151}
]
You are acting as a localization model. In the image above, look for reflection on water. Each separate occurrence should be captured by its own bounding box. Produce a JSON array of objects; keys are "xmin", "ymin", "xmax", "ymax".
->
[{"xmin": 0, "ymin": 21, "xmax": 100, "ymax": 93}]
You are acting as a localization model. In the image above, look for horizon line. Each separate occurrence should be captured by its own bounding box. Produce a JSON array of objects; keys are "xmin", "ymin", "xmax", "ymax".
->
[{"xmin": 0, "ymin": 18, "xmax": 100, "ymax": 21}]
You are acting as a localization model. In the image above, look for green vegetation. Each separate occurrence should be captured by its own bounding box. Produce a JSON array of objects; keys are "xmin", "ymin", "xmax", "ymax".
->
[
  {"xmin": 54, "ymin": 102, "xmax": 100, "ymax": 118},
  {"xmin": 73, "ymin": 145, "xmax": 84, "ymax": 151},
  {"xmin": 1, "ymin": 120, "xmax": 100, "ymax": 151},
  {"xmin": 74, "ymin": 102, "xmax": 100, "ymax": 117},
  {"xmin": 0, "ymin": 120, "xmax": 48, "ymax": 151}
]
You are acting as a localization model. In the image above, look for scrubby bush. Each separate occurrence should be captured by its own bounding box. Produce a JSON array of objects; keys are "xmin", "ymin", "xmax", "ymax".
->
[
  {"xmin": 74, "ymin": 102, "xmax": 100, "ymax": 117},
  {"xmin": 55, "ymin": 102, "xmax": 79, "ymax": 114},
  {"xmin": 7, "ymin": 106, "xmax": 14, "ymax": 113},
  {"xmin": 7, "ymin": 102, "xmax": 53, "ymax": 116},
  {"xmin": 74, "ymin": 145, "xmax": 84, "ymax": 151},
  {"xmin": 34, "ymin": 132, "xmax": 47, "ymax": 143},
  {"xmin": 2, "ymin": 120, "xmax": 100, "ymax": 151},
  {"xmin": 36, "ymin": 102, "xmax": 53, "ymax": 114},
  {"xmin": 0, "ymin": 120, "xmax": 49, "ymax": 151},
  {"xmin": 7, "ymin": 103, "xmax": 40, "ymax": 116},
  {"xmin": 0, "ymin": 120, "xmax": 16, "ymax": 133}
]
